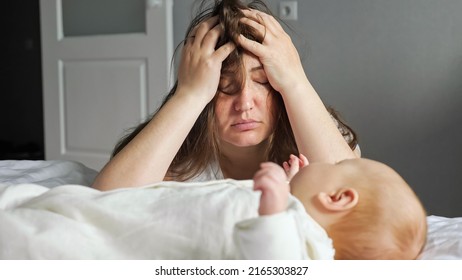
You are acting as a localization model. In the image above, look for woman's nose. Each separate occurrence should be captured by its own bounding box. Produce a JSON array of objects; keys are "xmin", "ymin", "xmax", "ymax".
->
[
  {"xmin": 234, "ymin": 95, "xmax": 255, "ymax": 111},
  {"xmin": 234, "ymin": 86, "xmax": 254, "ymax": 112},
  {"xmin": 235, "ymin": 100, "xmax": 253, "ymax": 111}
]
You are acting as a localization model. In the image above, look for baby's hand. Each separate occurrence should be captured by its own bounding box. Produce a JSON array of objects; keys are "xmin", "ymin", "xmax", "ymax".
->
[
  {"xmin": 283, "ymin": 154, "xmax": 309, "ymax": 181},
  {"xmin": 253, "ymin": 162, "xmax": 289, "ymax": 216}
]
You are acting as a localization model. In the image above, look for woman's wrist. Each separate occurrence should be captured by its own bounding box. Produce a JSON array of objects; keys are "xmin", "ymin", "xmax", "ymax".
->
[
  {"xmin": 173, "ymin": 86, "xmax": 214, "ymax": 109},
  {"xmin": 279, "ymin": 77, "xmax": 314, "ymax": 102}
]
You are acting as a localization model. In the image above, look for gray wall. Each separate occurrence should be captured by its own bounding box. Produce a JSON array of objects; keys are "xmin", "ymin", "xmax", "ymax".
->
[{"xmin": 173, "ymin": 0, "xmax": 462, "ymax": 217}]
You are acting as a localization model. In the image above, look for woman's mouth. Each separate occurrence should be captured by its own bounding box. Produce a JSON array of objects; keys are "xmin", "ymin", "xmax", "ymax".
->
[{"xmin": 231, "ymin": 120, "xmax": 260, "ymax": 131}]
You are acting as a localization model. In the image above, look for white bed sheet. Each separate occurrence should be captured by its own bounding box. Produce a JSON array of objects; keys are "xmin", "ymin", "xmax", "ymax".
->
[
  {"xmin": 418, "ymin": 215, "xmax": 462, "ymax": 260},
  {"xmin": 0, "ymin": 160, "xmax": 460, "ymax": 259},
  {"xmin": 0, "ymin": 160, "xmax": 97, "ymax": 187}
]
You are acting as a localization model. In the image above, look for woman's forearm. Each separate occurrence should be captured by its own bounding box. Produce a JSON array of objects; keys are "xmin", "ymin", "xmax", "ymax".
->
[
  {"xmin": 92, "ymin": 91, "xmax": 207, "ymax": 190},
  {"xmin": 282, "ymin": 79, "xmax": 357, "ymax": 164}
]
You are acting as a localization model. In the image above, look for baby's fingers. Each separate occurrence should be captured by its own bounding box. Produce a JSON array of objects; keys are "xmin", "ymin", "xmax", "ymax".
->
[
  {"xmin": 299, "ymin": 153, "xmax": 309, "ymax": 167},
  {"xmin": 283, "ymin": 161, "xmax": 290, "ymax": 173},
  {"xmin": 284, "ymin": 154, "xmax": 301, "ymax": 181}
]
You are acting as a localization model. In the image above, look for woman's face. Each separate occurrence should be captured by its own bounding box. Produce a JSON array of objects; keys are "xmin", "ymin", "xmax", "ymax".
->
[{"xmin": 215, "ymin": 53, "xmax": 277, "ymax": 148}]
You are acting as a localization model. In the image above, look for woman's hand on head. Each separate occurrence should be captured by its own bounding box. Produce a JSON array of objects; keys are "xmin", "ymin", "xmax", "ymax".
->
[
  {"xmin": 253, "ymin": 162, "xmax": 290, "ymax": 216},
  {"xmin": 237, "ymin": 9, "xmax": 307, "ymax": 96},
  {"xmin": 177, "ymin": 16, "xmax": 236, "ymax": 104},
  {"xmin": 283, "ymin": 153, "xmax": 309, "ymax": 181}
]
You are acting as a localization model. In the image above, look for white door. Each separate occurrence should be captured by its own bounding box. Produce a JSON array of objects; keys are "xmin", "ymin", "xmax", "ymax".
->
[{"xmin": 40, "ymin": 0, "xmax": 173, "ymax": 171}]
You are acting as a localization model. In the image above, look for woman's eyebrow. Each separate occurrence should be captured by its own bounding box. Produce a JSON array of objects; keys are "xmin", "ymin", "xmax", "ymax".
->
[{"xmin": 250, "ymin": 65, "xmax": 264, "ymax": 72}]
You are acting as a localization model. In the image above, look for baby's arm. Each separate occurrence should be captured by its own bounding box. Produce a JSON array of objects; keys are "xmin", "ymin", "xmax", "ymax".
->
[
  {"xmin": 236, "ymin": 161, "xmax": 310, "ymax": 259},
  {"xmin": 253, "ymin": 162, "xmax": 290, "ymax": 216}
]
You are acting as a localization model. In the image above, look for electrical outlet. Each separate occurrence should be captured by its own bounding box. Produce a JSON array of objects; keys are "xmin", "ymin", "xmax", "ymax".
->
[{"xmin": 279, "ymin": 1, "xmax": 298, "ymax": 20}]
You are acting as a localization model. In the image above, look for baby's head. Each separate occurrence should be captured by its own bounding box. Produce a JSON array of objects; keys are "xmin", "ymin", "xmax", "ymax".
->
[{"xmin": 290, "ymin": 158, "xmax": 427, "ymax": 260}]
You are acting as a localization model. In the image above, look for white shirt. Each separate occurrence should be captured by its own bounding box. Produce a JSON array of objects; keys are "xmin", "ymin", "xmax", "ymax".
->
[{"xmin": 188, "ymin": 161, "xmax": 224, "ymax": 182}]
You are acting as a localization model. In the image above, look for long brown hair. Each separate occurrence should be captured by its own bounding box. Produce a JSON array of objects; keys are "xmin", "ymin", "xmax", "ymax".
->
[{"xmin": 112, "ymin": 0, "xmax": 358, "ymax": 180}]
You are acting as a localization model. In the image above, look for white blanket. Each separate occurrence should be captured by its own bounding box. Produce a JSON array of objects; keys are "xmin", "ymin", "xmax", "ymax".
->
[{"xmin": 0, "ymin": 180, "xmax": 333, "ymax": 260}]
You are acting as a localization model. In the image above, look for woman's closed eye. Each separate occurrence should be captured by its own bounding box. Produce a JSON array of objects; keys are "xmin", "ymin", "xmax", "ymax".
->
[
  {"xmin": 252, "ymin": 71, "xmax": 270, "ymax": 87},
  {"xmin": 252, "ymin": 78, "xmax": 271, "ymax": 91},
  {"xmin": 255, "ymin": 79, "xmax": 270, "ymax": 86},
  {"xmin": 218, "ymin": 79, "xmax": 240, "ymax": 95}
]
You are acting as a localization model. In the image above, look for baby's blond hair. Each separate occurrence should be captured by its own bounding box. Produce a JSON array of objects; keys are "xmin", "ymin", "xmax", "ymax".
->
[{"xmin": 328, "ymin": 165, "xmax": 427, "ymax": 259}]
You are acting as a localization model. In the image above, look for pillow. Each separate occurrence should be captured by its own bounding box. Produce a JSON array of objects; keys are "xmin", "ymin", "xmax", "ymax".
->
[{"xmin": 418, "ymin": 215, "xmax": 462, "ymax": 259}]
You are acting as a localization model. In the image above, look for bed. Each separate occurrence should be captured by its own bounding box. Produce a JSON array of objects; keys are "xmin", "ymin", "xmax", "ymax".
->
[{"xmin": 0, "ymin": 160, "xmax": 461, "ymax": 260}]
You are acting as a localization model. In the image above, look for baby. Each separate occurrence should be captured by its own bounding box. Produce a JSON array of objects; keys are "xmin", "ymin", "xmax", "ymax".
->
[{"xmin": 247, "ymin": 156, "xmax": 427, "ymax": 260}]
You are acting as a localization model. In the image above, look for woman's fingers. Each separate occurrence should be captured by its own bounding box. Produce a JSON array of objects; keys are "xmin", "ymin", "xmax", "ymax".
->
[
  {"xmin": 200, "ymin": 24, "xmax": 222, "ymax": 49},
  {"xmin": 237, "ymin": 8, "xmax": 304, "ymax": 95},
  {"xmin": 190, "ymin": 16, "xmax": 219, "ymax": 43},
  {"xmin": 237, "ymin": 33, "xmax": 262, "ymax": 55},
  {"xmin": 214, "ymin": 41, "xmax": 236, "ymax": 61},
  {"xmin": 238, "ymin": 9, "xmax": 280, "ymax": 56},
  {"xmin": 240, "ymin": 8, "xmax": 284, "ymax": 34},
  {"xmin": 239, "ymin": 16, "xmax": 267, "ymax": 37},
  {"xmin": 187, "ymin": 17, "xmax": 235, "ymax": 60},
  {"xmin": 179, "ymin": 15, "xmax": 235, "ymax": 90}
]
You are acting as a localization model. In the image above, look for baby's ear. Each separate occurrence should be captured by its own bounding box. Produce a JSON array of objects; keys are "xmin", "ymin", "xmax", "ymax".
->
[{"xmin": 316, "ymin": 188, "xmax": 358, "ymax": 212}]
